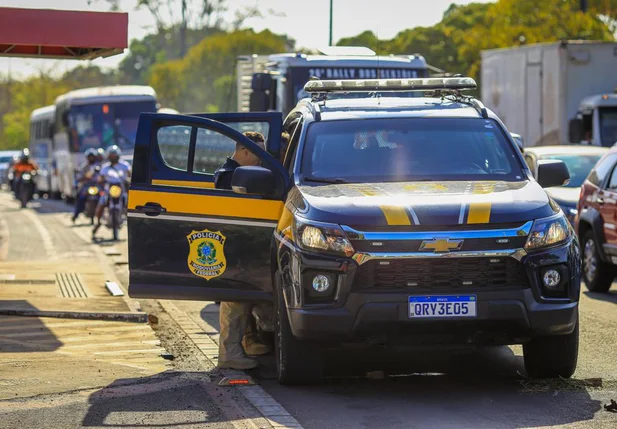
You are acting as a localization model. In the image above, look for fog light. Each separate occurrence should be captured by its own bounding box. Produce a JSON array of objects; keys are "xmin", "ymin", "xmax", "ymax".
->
[
  {"xmin": 543, "ymin": 269, "xmax": 561, "ymax": 289},
  {"xmin": 312, "ymin": 274, "xmax": 330, "ymax": 292}
]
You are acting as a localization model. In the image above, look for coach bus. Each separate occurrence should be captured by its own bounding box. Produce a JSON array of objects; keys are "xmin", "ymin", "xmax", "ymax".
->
[
  {"xmin": 29, "ymin": 105, "xmax": 58, "ymax": 197},
  {"xmin": 52, "ymin": 86, "xmax": 158, "ymax": 199}
]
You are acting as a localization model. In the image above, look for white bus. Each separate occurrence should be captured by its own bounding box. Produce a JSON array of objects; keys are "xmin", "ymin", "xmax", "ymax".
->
[
  {"xmin": 52, "ymin": 86, "xmax": 158, "ymax": 199},
  {"xmin": 29, "ymin": 105, "xmax": 58, "ymax": 197}
]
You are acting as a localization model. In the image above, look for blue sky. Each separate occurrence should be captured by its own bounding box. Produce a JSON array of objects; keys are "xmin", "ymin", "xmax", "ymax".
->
[{"xmin": 0, "ymin": 0, "xmax": 493, "ymax": 78}]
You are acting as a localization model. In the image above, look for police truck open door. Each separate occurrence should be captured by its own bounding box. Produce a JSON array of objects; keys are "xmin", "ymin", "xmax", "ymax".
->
[{"xmin": 127, "ymin": 112, "xmax": 286, "ymax": 302}]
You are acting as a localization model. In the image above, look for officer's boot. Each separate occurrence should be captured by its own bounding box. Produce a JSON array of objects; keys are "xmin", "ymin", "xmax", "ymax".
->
[
  {"xmin": 218, "ymin": 302, "xmax": 258, "ymax": 370},
  {"xmin": 242, "ymin": 304, "xmax": 273, "ymax": 356}
]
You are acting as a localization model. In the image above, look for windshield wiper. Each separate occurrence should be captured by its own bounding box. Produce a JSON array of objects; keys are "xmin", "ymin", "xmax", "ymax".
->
[{"xmin": 303, "ymin": 177, "xmax": 348, "ymax": 184}]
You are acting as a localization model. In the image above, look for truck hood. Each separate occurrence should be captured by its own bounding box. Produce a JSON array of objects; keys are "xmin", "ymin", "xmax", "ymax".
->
[{"xmin": 292, "ymin": 180, "xmax": 556, "ymax": 228}]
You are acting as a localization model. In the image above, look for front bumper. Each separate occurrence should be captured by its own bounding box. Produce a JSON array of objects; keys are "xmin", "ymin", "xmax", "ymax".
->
[{"xmin": 283, "ymin": 240, "xmax": 580, "ymax": 345}]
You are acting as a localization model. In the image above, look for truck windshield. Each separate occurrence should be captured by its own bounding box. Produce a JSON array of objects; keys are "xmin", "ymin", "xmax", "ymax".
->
[
  {"xmin": 599, "ymin": 107, "xmax": 617, "ymax": 147},
  {"xmin": 301, "ymin": 118, "xmax": 524, "ymax": 183},
  {"xmin": 68, "ymin": 100, "xmax": 157, "ymax": 153}
]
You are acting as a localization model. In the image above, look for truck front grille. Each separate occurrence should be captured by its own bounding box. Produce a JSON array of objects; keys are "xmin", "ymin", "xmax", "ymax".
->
[{"xmin": 352, "ymin": 257, "xmax": 529, "ymax": 291}]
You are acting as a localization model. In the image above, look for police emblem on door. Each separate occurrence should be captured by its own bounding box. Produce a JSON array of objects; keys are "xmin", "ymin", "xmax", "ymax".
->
[{"xmin": 187, "ymin": 229, "xmax": 227, "ymax": 281}]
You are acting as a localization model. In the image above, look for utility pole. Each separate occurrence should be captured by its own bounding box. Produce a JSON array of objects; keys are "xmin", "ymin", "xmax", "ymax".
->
[
  {"xmin": 329, "ymin": 0, "xmax": 333, "ymax": 46},
  {"xmin": 580, "ymin": 0, "xmax": 588, "ymax": 12}
]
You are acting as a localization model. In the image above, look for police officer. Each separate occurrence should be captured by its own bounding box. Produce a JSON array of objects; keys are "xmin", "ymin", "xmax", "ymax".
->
[
  {"xmin": 72, "ymin": 148, "xmax": 99, "ymax": 223},
  {"xmin": 214, "ymin": 131, "xmax": 272, "ymax": 370}
]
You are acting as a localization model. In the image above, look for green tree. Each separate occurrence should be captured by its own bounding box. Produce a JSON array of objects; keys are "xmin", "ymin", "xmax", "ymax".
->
[{"xmin": 149, "ymin": 29, "xmax": 292, "ymax": 112}]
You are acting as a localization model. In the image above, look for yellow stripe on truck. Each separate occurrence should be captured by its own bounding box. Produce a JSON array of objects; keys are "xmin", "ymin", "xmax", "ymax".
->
[
  {"xmin": 357, "ymin": 187, "xmax": 412, "ymax": 226},
  {"xmin": 466, "ymin": 183, "xmax": 495, "ymax": 224},
  {"xmin": 380, "ymin": 206, "xmax": 412, "ymax": 226},
  {"xmin": 152, "ymin": 179, "xmax": 215, "ymax": 189},
  {"xmin": 129, "ymin": 190, "xmax": 283, "ymax": 221}
]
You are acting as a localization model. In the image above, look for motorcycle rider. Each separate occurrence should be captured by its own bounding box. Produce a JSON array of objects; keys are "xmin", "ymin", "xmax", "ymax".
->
[
  {"xmin": 12, "ymin": 149, "xmax": 38, "ymax": 195},
  {"xmin": 72, "ymin": 148, "xmax": 100, "ymax": 223},
  {"xmin": 92, "ymin": 145, "xmax": 131, "ymax": 239},
  {"xmin": 95, "ymin": 147, "xmax": 105, "ymax": 165}
]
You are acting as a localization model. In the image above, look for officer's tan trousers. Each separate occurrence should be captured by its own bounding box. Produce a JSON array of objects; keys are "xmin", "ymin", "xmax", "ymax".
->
[{"xmin": 218, "ymin": 301, "xmax": 252, "ymax": 362}]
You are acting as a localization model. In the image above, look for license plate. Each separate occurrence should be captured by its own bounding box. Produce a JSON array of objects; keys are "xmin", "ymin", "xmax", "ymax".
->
[{"xmin": 408, "ymin": 295, "xmax": 477, "ymax": 318}]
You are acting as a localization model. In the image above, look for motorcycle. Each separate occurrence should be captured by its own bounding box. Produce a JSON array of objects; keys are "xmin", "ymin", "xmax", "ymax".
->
[
  {"xmin": 84, "ymin": 184, "xmax": 101, "ymax": 224},
  {"xmin": 80, "ymin": 169, "xmax": 101, "ymax": 224},
  {"xmin": 103, "ymin": 179, "xmax": 127, "ymax": 240},
  {"xmin": 16, "ymin": 170, "xmax": 36, "ymax": 208}
]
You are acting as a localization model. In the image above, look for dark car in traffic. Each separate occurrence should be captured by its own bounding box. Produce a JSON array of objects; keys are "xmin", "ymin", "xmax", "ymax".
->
[{"xmin": 524, "ymin": 146, "xmax": 608, "ymax": 223}]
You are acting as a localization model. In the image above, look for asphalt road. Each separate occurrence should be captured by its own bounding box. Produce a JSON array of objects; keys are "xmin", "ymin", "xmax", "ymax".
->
[{"xmin": 5, "ymin": 192, "xmax": 617, "ymax": 428}]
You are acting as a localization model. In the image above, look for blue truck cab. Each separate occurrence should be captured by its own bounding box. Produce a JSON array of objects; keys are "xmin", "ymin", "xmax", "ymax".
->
[{"xmin": 127, "ymin": 77, "xmax": 580, "ymax": 385}]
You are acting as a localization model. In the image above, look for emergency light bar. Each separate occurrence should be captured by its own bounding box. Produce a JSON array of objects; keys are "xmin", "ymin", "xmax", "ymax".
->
[{"xmin": 304, "ymin": 77, "xmax": 477, "ymax": 93}]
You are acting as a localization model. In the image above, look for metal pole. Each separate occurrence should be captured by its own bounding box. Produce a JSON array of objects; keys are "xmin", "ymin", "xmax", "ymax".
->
[{"xmin": 329, "ymin": 0, "xmax": 333, "ymax": 46}]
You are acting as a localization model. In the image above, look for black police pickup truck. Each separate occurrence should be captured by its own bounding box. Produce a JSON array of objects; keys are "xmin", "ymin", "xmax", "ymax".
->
[{"xmin": 127, "ymin": 77, "xmax": 580, "ymax": 385}]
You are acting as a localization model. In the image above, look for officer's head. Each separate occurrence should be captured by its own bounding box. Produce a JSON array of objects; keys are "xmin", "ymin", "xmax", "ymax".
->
[
  {"xmin": 96, "ymin": 148, "xmax": 105, "ymax": 162},
  {"xmin": 20, "ymin": 148, "xmax": 30, "ymax": 163},
  {"xmin": 85, "ymin": 148, "xmax": 97, "ymax": 164},
  {"xmin": 235, "ymin": 132, "xmax": 265, "ymax": 166},
  {"xmin": 106, "ymin": 145, "xmax": 122, "ymax": 164}
]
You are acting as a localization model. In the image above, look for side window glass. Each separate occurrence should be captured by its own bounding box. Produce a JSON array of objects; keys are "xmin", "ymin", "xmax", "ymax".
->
[
  {"xmin": 608, "ymin": 164, "xmax": 617, "ymax": 190},
  {"xmin": 285, "ymin": 120, "xmax": 303, "ymax": 172},
  {"xmin": 157, "ymin": 125, "xmax": 191, "ymax": 171},
  {"xmin": 589, "ymin": 154, "xmax": 617, "ymax": 187},
  {"xmin": 193, "ymin": 128, "xmax": 237, "ymax": 175}
]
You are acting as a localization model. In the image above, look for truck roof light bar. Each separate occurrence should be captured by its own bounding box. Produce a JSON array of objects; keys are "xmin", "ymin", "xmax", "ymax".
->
[{"xmin": 304, "ymin": 77, "xmax": 477, "ymax": 93}]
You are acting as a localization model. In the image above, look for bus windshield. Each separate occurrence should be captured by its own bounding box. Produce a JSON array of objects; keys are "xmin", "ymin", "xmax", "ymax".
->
[{"xmin": 68, "ymin": 100, "xmax": 157, "ymax": 153}]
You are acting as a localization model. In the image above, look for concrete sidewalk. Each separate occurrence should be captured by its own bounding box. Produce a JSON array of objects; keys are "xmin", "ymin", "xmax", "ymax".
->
[{"xmin": 0, "ymin": 260, "xmax": 138, "ymax": 318}]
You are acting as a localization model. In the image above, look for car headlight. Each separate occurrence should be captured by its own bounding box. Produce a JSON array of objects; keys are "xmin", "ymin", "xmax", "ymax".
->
[
  {"xmin": 525, "ymin": 214, "xmax": 570, "ymax": 250},
  {"xmin": 293, "ymin": 218, "xmax": 355, "ymax": 257}
]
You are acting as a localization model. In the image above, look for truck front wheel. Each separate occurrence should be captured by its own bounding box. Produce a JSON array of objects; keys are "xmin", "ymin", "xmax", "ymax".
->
[
  {"xmin": 274, "ymin": 271, "xmax": 324, "ymax": 385},
  {"xmin": 523, "ymin": 316, "xmax": 579, "ymax": 379}
]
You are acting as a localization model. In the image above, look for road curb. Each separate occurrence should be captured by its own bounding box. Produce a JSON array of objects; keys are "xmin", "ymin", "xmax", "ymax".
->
[
  {"xmin": 159, "ymin": 300, "xmax": 304, "ymax": 429},
  {"xmin": 0, "ymin": 308, "xmax": 148, "ymax": 323}
]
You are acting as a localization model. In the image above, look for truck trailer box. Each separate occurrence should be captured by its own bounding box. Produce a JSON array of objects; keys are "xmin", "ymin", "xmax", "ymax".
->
[{"xmin": 481, "ymin": 41, "xmax": 617, "ymax": 147}]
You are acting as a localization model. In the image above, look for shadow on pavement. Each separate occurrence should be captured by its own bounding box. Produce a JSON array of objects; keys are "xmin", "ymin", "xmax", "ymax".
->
[
  {"xmin": 584, "ymin": 290, "xmax": 617, "ymax": 305},
  {"xmin": 0, "ymin": 301, "xmax": 63, "ymax": 352},
  {"xmin": 81, "ymin": 372, "xmax": 240, "ymax": 428},
  {"xmin": 263, "ymin": 346, "xmax": 603, "ymax": 429}
]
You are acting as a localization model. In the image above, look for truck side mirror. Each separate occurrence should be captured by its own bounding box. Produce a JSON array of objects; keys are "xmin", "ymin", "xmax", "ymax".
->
[
  {"xmin": 537, "ymin": 159, "xmax": 570, "ymax": 188},
  {"xmin": 568, "ymin": 118, "xmax": 583, "ymax": 143},
  {"xmin": 251, "ymin": 73, "xmax": 273, "ymax": 91},
  {"xmin": 231, "ymin": 166, "xmax": 282, "ymax": 198},
  {"xmin": 249, "ymin": 91, "xmax": 270, "ymax": 112}
]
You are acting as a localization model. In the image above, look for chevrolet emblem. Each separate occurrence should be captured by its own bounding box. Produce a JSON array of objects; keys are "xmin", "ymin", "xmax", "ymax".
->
[{"xmin": 419, "ymin": 238, "xmax": 464, "ymax": 253}]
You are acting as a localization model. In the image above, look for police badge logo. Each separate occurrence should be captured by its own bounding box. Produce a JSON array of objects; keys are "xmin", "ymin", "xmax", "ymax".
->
[{"xmin": 186, "ymin": 229, "xmax": 227, "ymax": 281}]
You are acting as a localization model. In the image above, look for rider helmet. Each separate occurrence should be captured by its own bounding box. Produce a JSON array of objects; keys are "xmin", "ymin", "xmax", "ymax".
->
[
  {"xmin": 106, "ymin": 145, "xmax": 122, "ymax": 163},
  {"xmin": 96, "ymin": 147, "xmax": 105, "ymax": 162},
  {"xmin": 85, "ymin": 148, "xmax": 98, "ymax": 160},
  {"xmin": 20, "ymin": 148, "xmax": 30, "ymax": 162}
]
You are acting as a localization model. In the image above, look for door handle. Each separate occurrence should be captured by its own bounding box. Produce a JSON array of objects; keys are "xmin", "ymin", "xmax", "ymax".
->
[{"xmin": 135, "ymin": 202, "xmax": 167, "ymax": 217}]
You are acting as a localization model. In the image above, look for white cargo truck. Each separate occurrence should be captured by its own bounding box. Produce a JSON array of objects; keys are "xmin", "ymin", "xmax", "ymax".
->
[{"xmin": 481, "ymin": 41, "xmax": 617, "ymax": 147}]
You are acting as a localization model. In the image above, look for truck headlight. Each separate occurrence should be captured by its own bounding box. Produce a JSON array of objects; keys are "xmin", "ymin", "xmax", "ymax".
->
[
  {"xmin": 294, "ymin": 218, "xmax": 355, "ymax": 257},
  {"xmin": 525, "ymin": 214, "xmax": 570, "ymax": 250}
]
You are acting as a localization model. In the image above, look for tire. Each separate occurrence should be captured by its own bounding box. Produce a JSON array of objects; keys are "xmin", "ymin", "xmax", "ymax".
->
[
  {"xmin": 274, "ymin": 270, "xmax": 324, "ymax": 385},
  {"xmin": 582, "ymin": 230, "xmax": 615, "ymax": 293},
  {"xmin": 523, "ymin": 316, "xmax": 579, "ymax": 379},
  {"xmin": 19, "ymin": 185, "xmax": 28, "ymax": 208},
  {"xmin": 111, "ymin": 210, "xmax": 120, "ymax": 241}
]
